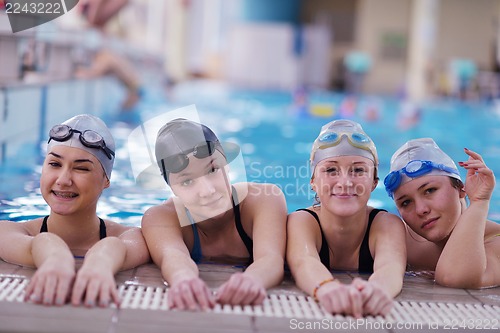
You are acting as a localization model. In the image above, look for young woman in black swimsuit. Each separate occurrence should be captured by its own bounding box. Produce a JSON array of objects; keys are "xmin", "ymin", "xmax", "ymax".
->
[
  {"xmin": 0, "ymin": 114, "xmax": 149, "ymax": 307},
  {"xmin": 141, "ymin": 118, "xmax": 287, "ymax": 310},
  {"xmin": 287, "ymin": 120, "xmax": 406, "ymax": 318}
]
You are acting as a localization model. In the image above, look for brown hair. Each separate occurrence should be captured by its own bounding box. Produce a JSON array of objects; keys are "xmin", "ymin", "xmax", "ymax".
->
[{"xmin": 449, "ymin": 177, "xmax": 464, "ymax": 190}]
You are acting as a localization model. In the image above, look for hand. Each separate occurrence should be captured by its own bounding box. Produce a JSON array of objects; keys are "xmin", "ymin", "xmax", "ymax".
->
[
  {"xmin": 352, "ymin": 278, "xmax": 393, "ymax": 316},
  {"xmin": 315, "ymin": 280, "xmax": 364, "ymax": 318},
  {"xmin": 216, "ymin": 272, "xmax": 266, "ymax": 306},
  {"xmin": 24, "ymin": 257, "xmax": 75, "ymax": 306},
  {"xmin": 168, "ymin": 277, "xmax": 215, "ymax": 311},
  {"xmin": 459, "ymin": 149, "xmax": 495, "ymax": 202},
  {"xmin": 71, "ymin": 263, "xmax": 119, "ymax": 308}
]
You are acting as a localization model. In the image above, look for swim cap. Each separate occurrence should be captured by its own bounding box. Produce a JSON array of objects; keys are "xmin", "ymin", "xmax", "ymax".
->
[
  {"xmin": 310, "ymin": 119, "xmax": 378, "ymax": 176},
  {"xmin": 155, "ymin": 118, "xmax": 239, "ymax": 184},
  {"xmin": 384, "ymin": 138, "xmax": 462, "ymax": 197},
  {"xmin": 47, "ymin": 114, "xmax": 115, "ymax": 179}
]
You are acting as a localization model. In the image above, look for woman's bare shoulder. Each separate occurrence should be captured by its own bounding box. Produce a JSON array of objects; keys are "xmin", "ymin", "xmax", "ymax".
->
[{"xmin": 0, "ymin": 218, "xmax": 43, "ymax": 236}]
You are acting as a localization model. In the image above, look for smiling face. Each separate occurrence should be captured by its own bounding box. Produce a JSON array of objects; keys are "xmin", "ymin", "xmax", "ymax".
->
[
  {"xmin": 311, "ymin": 155, "xmax": 377, "ymax": 216},
  {"xmin": 40, "ymin": 145, "xmax": 109, "ymax": 216},
  {"xmin": 169, "ymin": 150, "xmax": 232, "ymax": 221},
  {"xmin": 393, "ymin": 175, "xmax": 465, "ymax": 243}
]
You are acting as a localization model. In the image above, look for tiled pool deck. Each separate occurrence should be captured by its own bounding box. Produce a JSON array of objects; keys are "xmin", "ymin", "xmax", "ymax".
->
[{"xmin": 0, "ymin": 260, "xmax": 498, "ymax": 332}]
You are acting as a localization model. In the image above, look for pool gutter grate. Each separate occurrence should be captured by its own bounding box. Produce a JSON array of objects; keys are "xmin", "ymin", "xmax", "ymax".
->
[{"xmin": 1, "ymin": 276, "xmax": 498, "ymax": 326}]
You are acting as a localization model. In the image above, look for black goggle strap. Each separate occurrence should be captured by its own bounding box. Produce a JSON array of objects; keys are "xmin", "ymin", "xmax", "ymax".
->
[{"xmin": 160, "ymin": 159, "xmax": 169, "ymax": 183}]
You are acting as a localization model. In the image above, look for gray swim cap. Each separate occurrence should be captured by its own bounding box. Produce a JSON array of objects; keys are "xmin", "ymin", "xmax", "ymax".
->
[
  {"xmin": 155, "ymin": 118, "xmax": 239, "ymax": 184},
  {"xmin": 310, "ymin": 119, "xmax": 378, "ymax": 176},
  {"xmin": 47, "ymin": 114, "xmax": 115, "ymax": 179},
  {"xmin": 384, "ymin": 138, "xmax": 462, "ymax": 197}
]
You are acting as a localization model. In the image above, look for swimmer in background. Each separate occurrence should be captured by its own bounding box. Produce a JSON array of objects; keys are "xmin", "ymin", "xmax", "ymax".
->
[
  {"xmin": 384, "ymin": 138, "xmax": 500, "ymax": 288},
  {"xmin": 141, "ymin": 118, "xmax": 287, "ymax": 310},
  {"xmin": 0, "ymin": 114, "xmax": 150, "ymax": 307},
  {"xmin": 287, "ymin": 119, "xmax": 406, "ymax": 318}
]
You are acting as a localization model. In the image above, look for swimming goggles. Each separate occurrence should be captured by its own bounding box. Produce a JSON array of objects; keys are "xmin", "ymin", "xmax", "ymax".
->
[
  {"xmin": 313, "ymin": 131, "xmax": 376, "ymax": 160},
  {"xmin": 159, "ymin": 140, "xmax": 221, "ymax": 177},
  {"xmin": 384, "ymin": 160, "xmax": 460, "ymax": 197},
  {"xmin": 48, "ymin": 124, "xmax": 115, "ymax": 160}
]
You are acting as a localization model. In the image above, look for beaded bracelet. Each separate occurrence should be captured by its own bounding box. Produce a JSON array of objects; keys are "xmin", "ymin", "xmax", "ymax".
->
[{"xmin": 312, "ymin": 277, "xmax": 336, "ymax": 302}]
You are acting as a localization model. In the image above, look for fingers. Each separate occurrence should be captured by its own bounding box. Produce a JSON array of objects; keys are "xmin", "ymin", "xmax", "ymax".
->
[
  {"xmin": 71, "ymin": 275, "xmax": 87, "ymax": 306},
  {"xmin": 317, "ymin": 282, "xmax": 353, "ymax": 316},
  {"xmin": 54, "ymin": 276, "xmax": 73, "ymax": 306},
  {"xmin": 168, "ymin": 278, "xmax": 215, "ymax": 311},
  {"xmin": 71, "ymin": 271, "xmax": 119, "ymax": 308},
  {"xmin": 463, "ymin": 148, "xmax": 484, "ymax": 161},
  {"xmin": 216, "ymin": 273, "xmax": 266, "ymax": 306},
  {"xmin": 348, "ymin": 286, "xmax": 363, "ymax": 318},
  {"xmin": 359, "ymin": 283, "xmax": 393, "ymax": 317},
  {"xmin": 25, "ymin": 272, "xmax": 73, "ymax": 306},
  {"xmin": 319, "ymin": 278, "xmax": 393, "ymax": 318}
]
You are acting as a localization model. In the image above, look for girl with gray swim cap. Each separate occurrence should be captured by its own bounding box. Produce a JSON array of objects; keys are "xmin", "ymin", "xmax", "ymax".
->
[
  {"xmin": 0, "ymin": 114, "xmax": 150, "ymax": 307},
  {"xmin": 287, "ymin": 119, "xmax": 406, "ymax": 318},
  {"xmin": 385, "ymin": 138, "xmax": 500, "ymax": 288},
  {"xmin": 141, "ymin": 118, "xmax": 287, "ymax": 310}
]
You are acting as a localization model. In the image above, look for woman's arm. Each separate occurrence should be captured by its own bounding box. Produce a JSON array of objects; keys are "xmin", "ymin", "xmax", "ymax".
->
[
  {"xmin": 71, "ymin": 236, "xmax": 124, "ymax": 307},
  {"xmin": 355, "ymin": 211, "xmax": 407, "ymax": 317},
  {"xmin": 369, "ymin": 212, "xmax": 407, "ymax": 298},
  {"xmin": 435, "ymin": 149, "xmax": 498, "ymax": 288},
  {"xmin": 217, "ymin": 184, "xmax": 287, "ymax": 305},
  {"xmin": 0, "ymin": 221, "xmax": 76, "ymax": 306},
  {"xmin": 114, "ymin": 226, "xmax": 150, "ymax": 271},
  {"xmin": 286, "ymin": 210, "xmax": 364, "ymax": 318},
  {"xmin": 142, "ymin": 204, "xmax": 214, "ymax": 310},
  {"xmin": 241, "ymin": 184, "xmax": 287, "ymax": 287},
  {"xmin": 0, "ymin": 220, "xmax": 37, "ymax": 266}
]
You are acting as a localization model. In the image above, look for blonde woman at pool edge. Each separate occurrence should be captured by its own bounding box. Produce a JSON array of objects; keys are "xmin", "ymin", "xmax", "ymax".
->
[
  {"xmin": 384, "ymin": 138, "xmax": 500, "ymax": 288},
  {"xmin": 287, "ymin": 120, "xmax": 406, "ymax": 318}
]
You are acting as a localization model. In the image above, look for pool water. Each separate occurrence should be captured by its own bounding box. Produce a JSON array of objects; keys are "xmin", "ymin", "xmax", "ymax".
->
[{"xmin": 2, "ymin": 81, "xmax": 500, "ymax": 225}]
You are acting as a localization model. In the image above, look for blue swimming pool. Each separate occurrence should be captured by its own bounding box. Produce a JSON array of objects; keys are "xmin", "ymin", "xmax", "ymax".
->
[{"xmin": 2, "ymin": 81, "xmax": 500, "ymax": 225}]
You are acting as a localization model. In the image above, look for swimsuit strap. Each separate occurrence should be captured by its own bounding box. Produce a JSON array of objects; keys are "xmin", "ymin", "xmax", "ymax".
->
[
  {"xmin": 295, "ymin": 209, "xmax": 330, "ymax": 268},
  {"xmin": 41, "ymin": 216, "xmax": 106, "ymax": 240},
  {"xmin": 232, "ymin": 186, "xmax": 253, "ymax": 263},
  {"xmin": 40, "ymin": 216, "xmax": 49, "ymax": 233},
  {"xmin": 98, "ymin": 218, "xmax": 107, "ymax": 239},
  {"xmin": 358, "ymin": 208, "xmax": 386, "ymax": 274},
  {"xmin": 296, "ymin": 208, "xmax": 386, "ymax": 273},
  {"xmin": 186, "ymin": 209, "xmax": 203, "ymax": 263},
  {"xmin": 187, "ymin": 186, "xmax": 253, "ymax": 264}
]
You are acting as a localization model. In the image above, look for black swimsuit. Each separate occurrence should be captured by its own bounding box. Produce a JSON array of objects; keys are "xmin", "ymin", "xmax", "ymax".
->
[
  {"xmin": 188, "ymin": 186, "xmax": 253, "ymax": 264},
  {"xmin": 40, "ymin": 216, "xmax": 107, "ymax": 239},
  {"xmin": 296, "ymin": 208, "xmax": 386, "ymax": 273}
]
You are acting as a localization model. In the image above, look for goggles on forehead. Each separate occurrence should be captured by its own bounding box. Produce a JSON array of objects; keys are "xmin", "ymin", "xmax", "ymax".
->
[
  {"xmin": 384, "ymin": 159, "xmax": 460, "ymax": 198},
  {"xmin": 48, "ymin": 124, "xmax": 115, "ymax": 160},
  {"xmin": 160, "ymin": 141, "xmax": 222, "ymax": 180},
  {"xmin": 312, "ymin": 130, "xmax": 376, "ymax": 161}
]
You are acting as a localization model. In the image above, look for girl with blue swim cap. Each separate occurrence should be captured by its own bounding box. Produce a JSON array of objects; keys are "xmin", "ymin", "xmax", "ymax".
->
[
  {"xmin": 0, "ymin": 114, "xmax": 150, "ymax": 307},
  {"xmin": 385, "ymin": 138, "xmax": 500, "ymax": 288},
  {"xmin": 287, "ymin": 119, "xmax": 406, "ymax": 318}
]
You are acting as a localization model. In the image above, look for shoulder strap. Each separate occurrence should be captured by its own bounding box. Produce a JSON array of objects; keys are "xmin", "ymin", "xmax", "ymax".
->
[
  {"xmin": 232, "ymin": 186, "xmax": 253, "ymax": 263},
  {"xmin": 358, "ymin": 208, "xmax": 387, "ymax": 273},
  {"xmin": 98, "ymin": 218, "xmax": 106, "ymax": 239},
  {"xmin": 40, "ymin": 216, "xmax": 49, "ymax": 233},
  {"xmin": 41, "ymin": 216, "xmax": 106, "ymax": 240},
  {"xmin": 186, "ymin": 209, "xmax": 202, "ymax": 263},
  {"xmin": 296, "ymin": 208, "xmax": 330, "ymax": 269}
]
